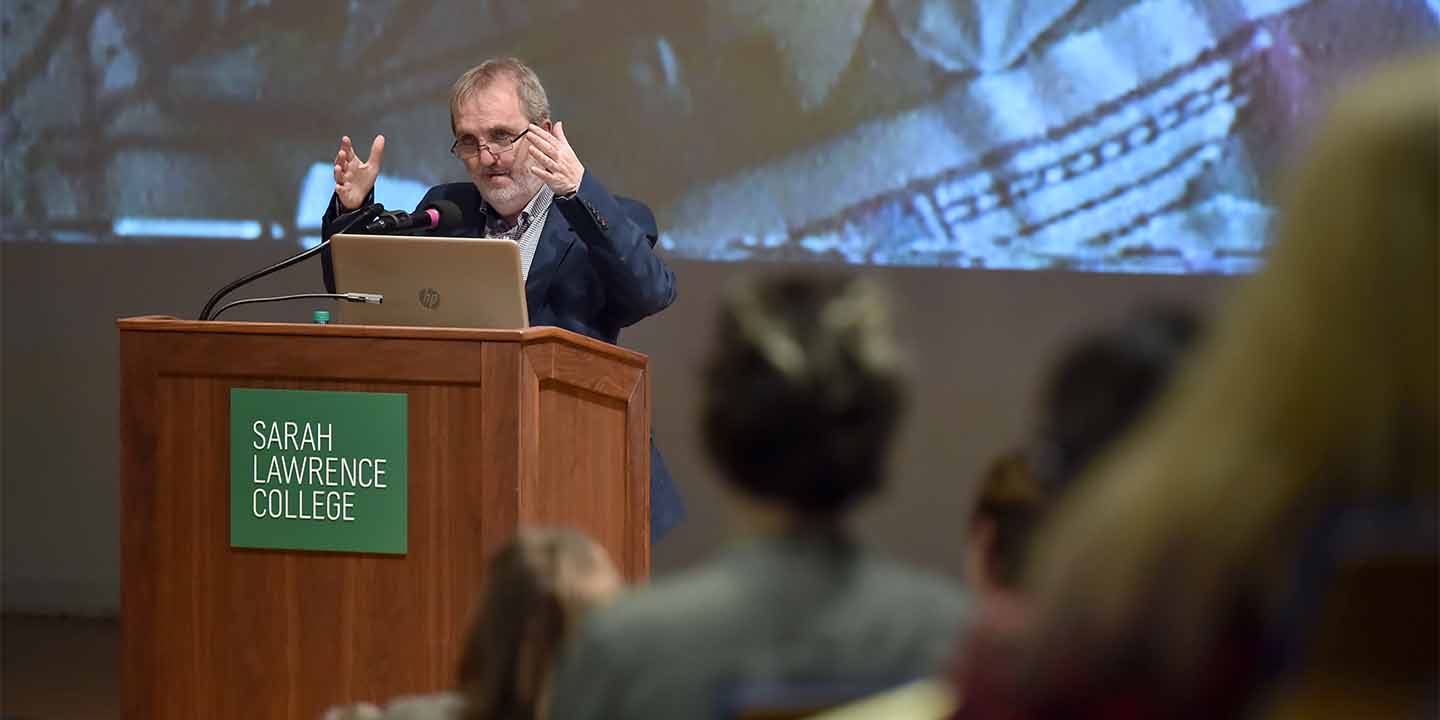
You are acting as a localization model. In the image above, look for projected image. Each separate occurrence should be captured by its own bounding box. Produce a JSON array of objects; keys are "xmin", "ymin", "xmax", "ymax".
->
[{"xmin": 2, "ymin": 0, "xmax": 1437, "ymax": 274}]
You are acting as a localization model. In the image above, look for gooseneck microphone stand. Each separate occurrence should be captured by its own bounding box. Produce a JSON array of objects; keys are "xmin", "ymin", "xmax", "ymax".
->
[{"xmin": 196, "ymin": 203, "xmax": 384, "ymax": 321}]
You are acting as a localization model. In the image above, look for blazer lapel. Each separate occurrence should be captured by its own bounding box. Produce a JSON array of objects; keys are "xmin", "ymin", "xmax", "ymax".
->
[
  {"xmin": 457, "ymin": 187, "xmax": 489, "ymax": 238},
  {"xmin": 524, "ymin": 210, "xmax": 576, "ymax": 314}
]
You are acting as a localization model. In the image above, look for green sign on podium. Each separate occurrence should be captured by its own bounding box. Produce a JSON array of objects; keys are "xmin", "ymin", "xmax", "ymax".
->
[{"xmin": 230, "ymin": 388, "xmax": 408, "ymax": 554}]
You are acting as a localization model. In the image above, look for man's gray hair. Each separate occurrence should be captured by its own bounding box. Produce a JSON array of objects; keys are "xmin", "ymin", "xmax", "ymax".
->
[{"xmin": 449, "ymin": 57, "xmax": 550, "ymax": 133}]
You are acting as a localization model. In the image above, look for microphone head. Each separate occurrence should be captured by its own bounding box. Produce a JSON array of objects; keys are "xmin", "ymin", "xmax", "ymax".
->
[{"xmin": 424, "ymin": 200, "xmax": 464, "ymax": 232}]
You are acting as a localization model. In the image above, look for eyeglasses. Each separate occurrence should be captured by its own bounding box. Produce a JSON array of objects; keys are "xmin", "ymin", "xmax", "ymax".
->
[{"xmin": 450, "ymin": 127, "xmax": 531, "ymax": 160}]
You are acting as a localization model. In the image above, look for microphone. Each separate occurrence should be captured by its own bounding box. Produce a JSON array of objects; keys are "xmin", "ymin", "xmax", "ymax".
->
[
  {"xmin": 197, "ymin": 199, "xmax": 464, "ymax": 320},
  {"xmin": 197, "ymin": 203, "xmax": 384, "ymax": 321},
  {"xmin": 362, "ymin": 200, "xmax": 463, "ymax": 234}
]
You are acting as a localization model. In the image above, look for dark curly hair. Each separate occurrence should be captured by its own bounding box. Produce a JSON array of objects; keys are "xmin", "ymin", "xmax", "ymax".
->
[
  {"xmin": 702, "ymin": 272, "xmax": 906, "ymax": 514},
  {"xmin": 1029, "ymin": 305, "xmax": 1202, "ymax": 494},
  {"xmin": 970, "ymin": 307, "xmax": 1202, "ymax": 591}
]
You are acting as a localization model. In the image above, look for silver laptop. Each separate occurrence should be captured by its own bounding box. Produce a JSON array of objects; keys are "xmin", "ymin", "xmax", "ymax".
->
[{"xmin": 328, "ymin": 233, "xmax": 529, "ymax": 329}]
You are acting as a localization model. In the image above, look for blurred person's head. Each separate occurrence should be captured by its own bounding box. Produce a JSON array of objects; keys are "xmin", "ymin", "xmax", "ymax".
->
[
  {"xmin": 1018, "ymin": 51, "xmax": 1439, "ymax": 711},
  {"xmin": 967, "ymin": 308, "xmax": 1200, "ymax": 599},
  {"xmin": 1029, "ymin": 305, "xmax": 1203, "ymax": 492},
  {"xmin": 457, "ymin": 528, "xmax": 620, "ymax": 720},
  {"xmin": 702, "ymin": 272, "xmax": 905, "ymax": 527}
]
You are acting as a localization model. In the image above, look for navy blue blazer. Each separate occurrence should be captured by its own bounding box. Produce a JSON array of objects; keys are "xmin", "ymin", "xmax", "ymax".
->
[{"xmin": 321, "ymin": 172, "xmax": 685, "ymax": 540}]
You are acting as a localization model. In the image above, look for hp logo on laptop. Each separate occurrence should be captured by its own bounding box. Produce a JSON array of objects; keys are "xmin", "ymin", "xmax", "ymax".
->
[{"xmin": 418, "ymin": 288, "xmax": 441, "ymax": 310}]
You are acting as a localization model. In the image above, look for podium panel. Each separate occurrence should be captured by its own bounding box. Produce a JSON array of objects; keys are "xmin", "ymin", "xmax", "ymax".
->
[{"xmin": 118, "ymin": 317, "xmax": 650, "ymax": 719}]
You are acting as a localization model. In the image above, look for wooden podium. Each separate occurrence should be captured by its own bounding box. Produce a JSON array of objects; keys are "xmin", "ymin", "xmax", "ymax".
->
[{"xmin": 118, "ymin": 316, "xmax": 651, "ymax": 719}]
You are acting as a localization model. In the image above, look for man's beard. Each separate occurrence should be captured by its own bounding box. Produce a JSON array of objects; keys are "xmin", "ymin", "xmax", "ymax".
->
[{"xmin": 477, "ymin": 167, "xmax": 543, "ymax": 216}]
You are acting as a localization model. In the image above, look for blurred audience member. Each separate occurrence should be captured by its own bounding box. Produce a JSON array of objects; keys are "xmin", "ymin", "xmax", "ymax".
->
[
  {"xmin": 548, "ymin": 272, "xmax": 969, "ymax": 719},
  {"xmin": 457, "ymin": 528, "xmax": 621, "ymax": 720},
  {"xmin": 955, "ymin": 51, "xmax": 1439, "ymax": 719},
  {"xmin": 1028, "ymin": 305, "xmax": 1202, "ymax": 495},
  {"xmin": 967, "ymin": 305, "xmax": 1203, "ymax": 622},
  {"xmin": 960, "ymin": 308, "xmax": 1202, "ymax": 696},
  {"xmin": 323, "ymin": 528, "xmax": 621, "ymax": 720}
]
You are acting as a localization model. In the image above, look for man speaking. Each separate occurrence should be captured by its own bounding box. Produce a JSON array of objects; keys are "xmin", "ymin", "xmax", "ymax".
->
[{"xmin": 319, "ymin": 57, "xmax": 683, "ymax": 539}]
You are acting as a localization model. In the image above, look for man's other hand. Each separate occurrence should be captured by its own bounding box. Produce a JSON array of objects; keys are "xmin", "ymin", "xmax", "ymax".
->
[{"xmin": 333, "ymin": 134, "xmax": 385, "ymax": 210}]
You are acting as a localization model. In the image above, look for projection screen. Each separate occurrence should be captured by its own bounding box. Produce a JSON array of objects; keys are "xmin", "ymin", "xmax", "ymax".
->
[{"xmin": 3, "ymin": 0, "xmax": 1437, "ymax": 274}]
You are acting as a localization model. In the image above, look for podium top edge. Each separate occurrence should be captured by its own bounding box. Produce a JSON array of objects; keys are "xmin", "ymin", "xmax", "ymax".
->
[{"xmin": 115, "ymin": 316, "xmax": 647, "ymax": 363}]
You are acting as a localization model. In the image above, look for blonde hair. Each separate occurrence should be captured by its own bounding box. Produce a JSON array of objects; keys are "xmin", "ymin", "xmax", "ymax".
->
[
  {"xmin": 1019, "ymin": 51, "xmax": 1439, "ymax": 694},
  {"xmin": 449, "ymin": 57, "xmax": 550, "ymax": 134}
]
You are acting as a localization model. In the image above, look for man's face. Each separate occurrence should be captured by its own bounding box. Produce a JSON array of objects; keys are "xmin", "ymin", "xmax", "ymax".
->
[{"xmin": 452, "ymin": 78, "xmax": 547, "ymax": 217}]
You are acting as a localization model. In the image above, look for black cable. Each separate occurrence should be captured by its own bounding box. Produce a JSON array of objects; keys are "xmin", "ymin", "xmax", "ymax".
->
[
  {"xmin": 211, "ymin": 292, "xmax": 383, "ymax": 321},
  {"xmin": 197, "ymin": 204, "xmax": 384, "ymax": 321}
]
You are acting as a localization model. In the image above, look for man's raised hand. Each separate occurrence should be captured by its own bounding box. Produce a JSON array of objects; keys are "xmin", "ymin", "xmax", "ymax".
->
[
  {"xmin": 333, "ymin": 134, "xmax": 385, "ymax": 210},
  {"xmin": 527, "ymin": 122, "xmax": 585, "ymax": 197}
]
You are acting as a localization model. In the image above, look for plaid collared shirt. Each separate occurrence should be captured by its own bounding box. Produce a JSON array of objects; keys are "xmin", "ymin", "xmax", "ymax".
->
[{"xmin": 484, "ymin": 185, "xmax": 554, "ymax": 281}]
